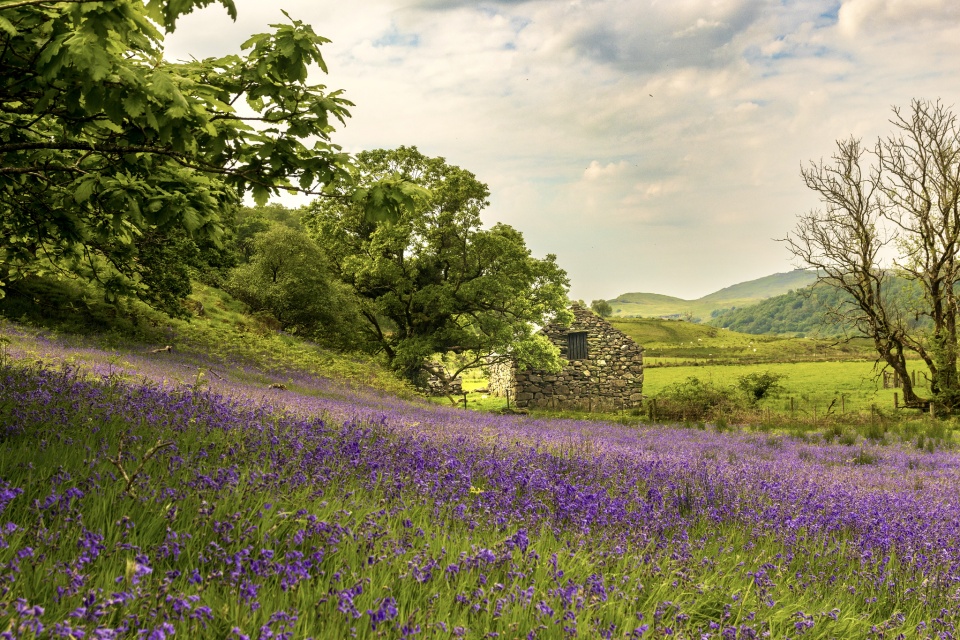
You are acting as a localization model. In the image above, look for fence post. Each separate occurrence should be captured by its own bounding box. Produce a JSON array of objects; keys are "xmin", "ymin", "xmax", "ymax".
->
[
  {"xmin": 841, "ymin": 394, "xmax": 846, "ymax": 414},
  {"xmin": 790, "ymin": 397, "xmax": 795, "ymax": 415},
  {"xmin": 894, "ymin": 392, "xmax": 898, "ymax": 409},
  {"xmin": 463, "ymin": 393, "xmax": 468, "ymax": 410}
]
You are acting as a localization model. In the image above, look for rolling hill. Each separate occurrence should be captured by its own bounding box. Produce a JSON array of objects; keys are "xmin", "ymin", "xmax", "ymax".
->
[
  {"xmin": 708, "ymin": 275, "xmax": 927, "ymax": 336},
  {"xmin": 608, "ymin": 269, "xmax": 819, "ymax": 320}
]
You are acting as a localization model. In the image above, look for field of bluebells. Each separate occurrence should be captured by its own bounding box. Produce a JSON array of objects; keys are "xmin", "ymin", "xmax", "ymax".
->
[{"xmin": 4, "ymin": 328, "xmax": 960, "ymax": 638}]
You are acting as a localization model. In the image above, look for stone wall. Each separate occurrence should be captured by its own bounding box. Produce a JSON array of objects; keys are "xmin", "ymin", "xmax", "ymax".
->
[
  {"xmin": 489, "ymin": 304, "xmax": 644, "ymax": 411},
  {"xmin": 424, "ymin": 374, "xmax": 463, "ymax": 396}
]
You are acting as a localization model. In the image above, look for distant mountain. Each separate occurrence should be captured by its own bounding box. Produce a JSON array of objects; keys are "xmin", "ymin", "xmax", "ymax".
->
[{"xmin": 608, "ymin": 270, "xmax": 819, "ymax": 320}]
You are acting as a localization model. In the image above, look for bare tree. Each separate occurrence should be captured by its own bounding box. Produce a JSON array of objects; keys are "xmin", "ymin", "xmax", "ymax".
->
[
  {"xmin": 878, "ymin": 100, "xmax": 960, "ymax": 407},
  {"xmin": 786, "ymin": 100, "xmax": 960, "ymax": 411},
  {"xmin": 785, "ymin": 137, "xmax": 922, "ymax": 406}
]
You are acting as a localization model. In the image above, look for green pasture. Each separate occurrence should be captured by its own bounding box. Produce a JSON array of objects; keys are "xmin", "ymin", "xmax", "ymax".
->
[
  {"xmin": 609, "ymin": 295, "xmax": 761, "ymax": 322},
  {"xmin": 644, "ymin": 360, "xmax": 929, "ymax": 416},
  {"xmin": 610, "ymin": 318, "xmax": 875, "ymax": 363}
]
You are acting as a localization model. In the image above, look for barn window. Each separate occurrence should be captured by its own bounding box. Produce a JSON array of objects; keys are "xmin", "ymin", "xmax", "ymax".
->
[{"xmin": 567, "ymin": 332, "xmax": 588, "ymax": 360}]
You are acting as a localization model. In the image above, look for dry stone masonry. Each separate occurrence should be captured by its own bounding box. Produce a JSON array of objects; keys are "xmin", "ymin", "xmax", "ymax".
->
[{"xmin": 489, "ymin": 304, "xmax": 643, "ymax": 411}]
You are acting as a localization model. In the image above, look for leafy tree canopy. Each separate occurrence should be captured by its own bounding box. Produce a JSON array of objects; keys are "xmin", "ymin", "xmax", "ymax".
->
[
  {"xmin": 590, "ymin": 299, "xmax": 612, "ymax": 318},
  {"xmin": 0, "ymin": 0, "xmax": 416, "ymax": 312},
  {"xmin": 302, "ymin": 146, "xmax": 571, "ymax": 386},
  {"xmin": 225, "ymin": 225, "xmax": 361, "ymax": 348}
]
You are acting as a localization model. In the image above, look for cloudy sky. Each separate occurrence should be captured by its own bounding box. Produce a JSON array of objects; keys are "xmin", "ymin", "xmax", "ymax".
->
[{"xmin": 165, "ymin": 0, "xmax": 960, "ymax": 300}]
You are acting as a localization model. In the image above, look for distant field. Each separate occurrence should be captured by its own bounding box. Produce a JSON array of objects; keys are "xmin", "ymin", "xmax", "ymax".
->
[
  {"xmin": 612, "ymin": 319, "xmax": 925, "ymax": 415},
  {"xmin": 610, "ymin": 317, "xmax": 876, "ymax": 364},
  {"xmin": 644, "ymin": 360, "xmax": 928, "ymax": 415},
  {"xmin": 607, "ymin": 296, "xmax": 760, "ymax": 321}
]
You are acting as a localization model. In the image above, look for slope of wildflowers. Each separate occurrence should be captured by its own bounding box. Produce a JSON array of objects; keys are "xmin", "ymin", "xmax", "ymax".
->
[{"xmin": 2, "ymin": 328, "xmax": 960, "ymax": 638}]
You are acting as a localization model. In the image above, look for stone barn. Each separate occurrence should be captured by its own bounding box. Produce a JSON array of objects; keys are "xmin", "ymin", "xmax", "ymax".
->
[{"xmin": 489, "ymin": 304, "xmax": 643, "ymax": 411}]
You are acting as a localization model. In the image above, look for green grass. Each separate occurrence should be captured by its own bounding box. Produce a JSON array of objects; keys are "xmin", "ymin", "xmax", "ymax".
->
[
  {"xmin": 644, "ymin": 360, "xmax": 928, "ymax": 415},
  {"xmin": 611, "ymin": 318, "xmax": 876, "ymax": 364}
]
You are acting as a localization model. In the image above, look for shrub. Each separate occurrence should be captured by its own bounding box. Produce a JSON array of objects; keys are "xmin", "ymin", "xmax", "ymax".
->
[
  {"xmin": 655, "ymin": 376, "xmax": 741, "ymax": 421},
  {"xmin": 736, "ymin": 371, "xmax": 787, "ymax": 403}
]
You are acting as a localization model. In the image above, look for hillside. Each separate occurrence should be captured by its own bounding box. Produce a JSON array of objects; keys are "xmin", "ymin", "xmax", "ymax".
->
[
  {"xmin": 708, "ymin": 275, "xmax": 926, "ymax": 336},
  {"xmin": 698, "ymin": 269, "xmax": 819, "ymax": 304},
  {"xmin": 609, "ymin": 269, "xmax": 818, "ymax": 319},
  {"xmin": 0, "ymin": 277, "xmax": 415, "ymax": 398},
  {"xmin": 609, "ymin": 317, "xmax": 875, "ymax": 364},
  {"xmin": 707, "ymin": 283, "xmax": 850, "ymax": 336}
]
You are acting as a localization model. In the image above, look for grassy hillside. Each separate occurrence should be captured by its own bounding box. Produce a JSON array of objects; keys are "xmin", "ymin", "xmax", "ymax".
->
[
  {"xmin": 698, "ymin": 269, "xmax": 818, "ymax": 303},
  {"xmin": 609, "ymin": 270, "xmax": 818, "ymax": 320},
  {"xmin": 0, "ymin": 277, "xmax": 415, "ymax": 398},
  {"xmin": 609, "ymin": 317, "xmax": 876, "ymax": 364}
]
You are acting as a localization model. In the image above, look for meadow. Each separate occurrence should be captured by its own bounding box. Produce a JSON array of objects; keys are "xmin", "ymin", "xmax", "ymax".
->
[
  {"xmin": 643, "ymin": 360, "xmax": 922, "ymax": 415},
  {"xmin": 4, "ymin": 320, "xmax": 960, "ymax": 638}
]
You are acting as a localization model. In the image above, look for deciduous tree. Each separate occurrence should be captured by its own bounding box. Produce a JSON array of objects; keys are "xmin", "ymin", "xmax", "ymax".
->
[
  {"xmin": 591, "ymin": 299, "xmax": 612, "ymax": 318},
  {"xmin": 226, "ymin": 225, "xmax": 361, "ymax": 346},
  {"xmin": 0, "ymin": 0, "xmax": 416, "ymax": 312},
  {"xmin": 303, "ymin": 146, "xmax": 571, "ymax": 388},
  {"xmin": 786, "ymin": 100, "xmax": 960, "ymax": 411}
]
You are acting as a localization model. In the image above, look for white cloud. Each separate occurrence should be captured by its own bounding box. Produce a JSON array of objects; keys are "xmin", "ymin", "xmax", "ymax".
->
[
  {"xmin": 583, "ymin": 160, "xmax": 629, "ymax": 181},
  {"xmin": 838, "ymin": 0, "xmax": 960, "ymax": 36}
]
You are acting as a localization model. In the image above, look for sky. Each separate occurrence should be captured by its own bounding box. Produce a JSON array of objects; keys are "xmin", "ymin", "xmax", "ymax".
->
[{"xmin": 164, "ymin": 0, "xmax": 960, "ymax": 301}]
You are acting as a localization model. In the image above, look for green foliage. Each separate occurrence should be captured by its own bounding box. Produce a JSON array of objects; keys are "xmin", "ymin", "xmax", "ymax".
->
[
  {"xmin": 709, "ymin": 283, "xmax": 850, "ymax": 335},
  {"xmin": 0, "ymin": 1, "xmax": 417, "ymax": 315},
  {"xmin": 736, "ymin": 370, "xmax": 787, "ymax": 403},
  {"xmin": 708, "ymin": 276, "xmax": 935, "ymax": 340},
  {"xmin": 303, "ymin": 146, "xmax": 570, "ymax": 384},
  {"xmin": 134, "ymin": 227, "xmax": 199, "ymax": 318},
  {"xmin": 590, "ymin": 299, "xmax": 612, "ymax": 318},
  {"xmin": 225, "ymin": 226, "xmax": 362, "ymax": 349},
  {"xmin": 656, "ymin": 376, "xmax": 739, "ymax": 420}
]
